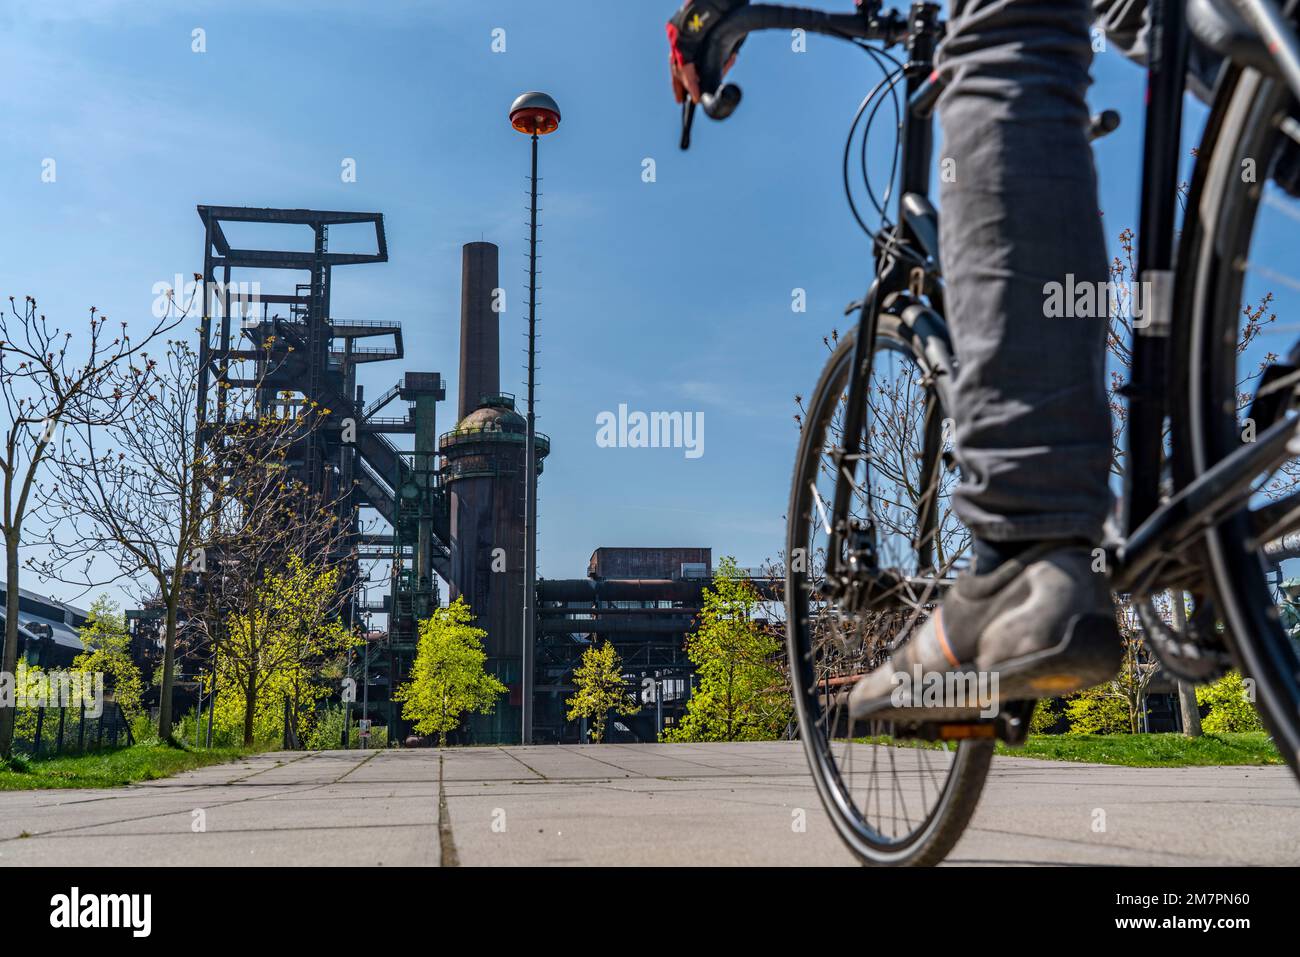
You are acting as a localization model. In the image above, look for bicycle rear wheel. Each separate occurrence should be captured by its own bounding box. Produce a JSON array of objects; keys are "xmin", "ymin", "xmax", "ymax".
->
[
  {"xmin": 786, "ymin": 313, "xmax": 990, "ymax": 866},
  {"xmin": 1176, "ymin": 64, "xmax": 1300, "ymax": 776}
]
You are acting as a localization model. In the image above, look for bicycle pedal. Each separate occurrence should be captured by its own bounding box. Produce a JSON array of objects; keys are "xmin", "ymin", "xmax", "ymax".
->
[{"xmin": 926, "ymin": 721, "xmax": 996, "ymax": 742}]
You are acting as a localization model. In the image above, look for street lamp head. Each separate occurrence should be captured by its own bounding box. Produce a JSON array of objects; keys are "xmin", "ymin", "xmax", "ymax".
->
[{"xmin": 510, "ymin": 91, "xmax": 561, "ymax": 135}]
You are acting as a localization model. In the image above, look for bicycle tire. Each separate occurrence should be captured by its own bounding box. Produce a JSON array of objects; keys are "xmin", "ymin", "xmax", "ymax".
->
[{"xmin": 786, "ymin": 316, "xmax": 992, "ymax": 866}]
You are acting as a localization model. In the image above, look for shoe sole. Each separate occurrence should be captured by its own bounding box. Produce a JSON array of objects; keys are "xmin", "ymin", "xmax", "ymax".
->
[
  {"xmin": 848, "ymin": 613, "xmax": 1122, "ymax": 724},
  {"xmin": 993, "ymin": 612, "xmax": 1123, "ymax": 700}
]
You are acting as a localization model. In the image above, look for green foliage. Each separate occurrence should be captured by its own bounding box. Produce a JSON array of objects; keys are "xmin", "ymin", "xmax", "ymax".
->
[
  {"xmin": 566, "ymin": 641, "xmax": 639, "ymax": 743},
  {"xmin": 393, "ymin": 597, "xmax": 506, "ymax": 747},
  {"xmin": 1064, "ymin": 683, "xmax": 1131, "ymax": 735},
  {"xmin": 1029, "ymin": 697, "xmax": 1061, "ymax": 734},
  {"xmin": 1196, "ymin": 671, "xmax": 1265, "ymax": 733},
  {"xmin": 663, "ymin": 557, "xmax": 791, "ymax": 742},
  {"xmin": 72, "ymin": 595, "xmax": 144, "ymax": 722},
  {"xmin": 8, "ymin": 665, "xmax": 44, "ymax": 746},
  {"xmin": 211, "ymin": 555, "xmax": 358, "ymax": 745},
  {"xmin": 304, "ymin": 705, "xmax": 388, "ymax": 750}
]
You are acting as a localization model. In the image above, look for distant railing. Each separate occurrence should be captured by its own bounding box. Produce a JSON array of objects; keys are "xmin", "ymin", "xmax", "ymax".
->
[
  {"xmin": 439, "ymin": 427, "xmax": 551, "ymax": 455},
  {"xmin": 331, "ymin": 346, "xmax": 400, "ymax": 357},
  {"xmin": 328, "ymin": 318, "xmax": 402, "ymax": 329},
  {"xmin": 11, "ymin": 700, "xmax": 135, "ymax": 758}
]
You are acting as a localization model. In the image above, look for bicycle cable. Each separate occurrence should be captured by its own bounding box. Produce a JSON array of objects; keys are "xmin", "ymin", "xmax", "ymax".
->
[{"xmin": 840, "ymin": 38, "xmax": 905, "ymax": 235}]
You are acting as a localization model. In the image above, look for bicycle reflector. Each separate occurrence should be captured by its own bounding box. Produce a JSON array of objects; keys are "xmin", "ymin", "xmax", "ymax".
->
[{"xmin": 510, "ymin": 91, "xmax": 561, "ymax": 135}]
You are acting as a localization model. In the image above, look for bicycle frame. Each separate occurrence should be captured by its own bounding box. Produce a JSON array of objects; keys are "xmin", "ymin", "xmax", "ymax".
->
[
  {"xmin": 833, "ymin": 3, "xmax": 943, "ymax": 579},
  {"xmin": 835, "ymin": 0, "xmax": 1300, "ymax": 602},
  {"xmin": 1107, "ymin": 0, "xmax": 1300, "ymax": 593}
]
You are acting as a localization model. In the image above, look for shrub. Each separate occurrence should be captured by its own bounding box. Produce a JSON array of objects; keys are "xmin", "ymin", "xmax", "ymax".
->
[
  {"xmin": 1029, "ymin": 698, "xmax": 1062, "ymax": 734},
  {"xmin": 1196, "ymin": 671, "xmax": 1265, "ymax": 733},
  {"xmin": 1064, "ymin": 684, "xmax": 1131, "ymax": 735},
  {"xmin": 304, "ymin": 706, "xmax": 388, "ymax": 750}
]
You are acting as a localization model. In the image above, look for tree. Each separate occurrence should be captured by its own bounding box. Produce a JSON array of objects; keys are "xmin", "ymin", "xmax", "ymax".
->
[
  {"xmin": 0, "ymin": 295, "xmax": 174, "ymax": 756},
  {"xmin": 71, "ymin": 595, "xmax": 144, "ymax": 722},
  {"xmin": 38, "ymin": 337, "xmax": 309, "ymax": 741},
  {"xmin": 1062, "ymin": 605, "xmax": 1157, "ymax": 735},
  {"xmin": 210, "ymin": 554, "xmax": 357, "ymax": 746},
  {"xmin": 566, "ymin": 640, "xmax": 639, "ymax": 743},
  {"xmin": 181, "ymin": 475, "xmax": 359, "ymax": 747},
  {"xmin": 393, "ymin": 597, "xmax": 505, "ymax": 748},
  {"xmin": 665, "ymin": 557, "xmax": 791, "ymax": 742}
]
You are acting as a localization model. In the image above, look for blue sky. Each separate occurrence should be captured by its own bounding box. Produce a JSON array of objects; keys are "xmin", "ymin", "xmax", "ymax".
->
[{"xmin": 1, "ymin": 0, "xmax": 1291, "ymax": 608}]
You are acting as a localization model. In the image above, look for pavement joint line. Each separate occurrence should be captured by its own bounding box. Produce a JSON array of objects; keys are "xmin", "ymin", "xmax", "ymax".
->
[
  {"xmin": 959, "ymin": 823, "xmax": 1216, "ymax": 863},
  {"xmin": 332, "ymin": 750, "xmax": 381, "ymax": 783},
  {"xmin": 570, "ymin": 781, "xmax": 823, "ymax": 811},
  {"xmin": 553, "ymin": 745, "xmax": 651, "ymax": 776},
  {"xmin": 0, "ymin": 776, "xmax": 344, "ymax": 844},
  {"xmin": 496, "ymin": 746, "xmax": 548, "ymax": 779},
  {"xmin": 10, "ymin": 822, "xmax": 444, "ymax": 840},
  {"xmin": 223, "ymin": 750, "xmax": 318, "ymax": 784},
  {"xmin": 437, "ymin": 754, "xmax": 459, "ymax": 867},
  {"xmin": 608, "ymin": 742, "xmax": 800, "ymax": 773}
]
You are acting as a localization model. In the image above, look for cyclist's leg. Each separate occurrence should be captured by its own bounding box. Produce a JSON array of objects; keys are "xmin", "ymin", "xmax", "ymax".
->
[
  {"xmin": 937, "ymin": 0, "xmax": 1112, "ymax": 552},
  {"xmin": 850, "ymin": 0, "xmax": 1120, "ymax": 714}
]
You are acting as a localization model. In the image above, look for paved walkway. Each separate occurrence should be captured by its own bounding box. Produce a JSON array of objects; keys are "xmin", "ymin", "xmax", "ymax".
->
[{"xmin": 0, "ymin": 742, "xmax": 1296, "ymax": 866}]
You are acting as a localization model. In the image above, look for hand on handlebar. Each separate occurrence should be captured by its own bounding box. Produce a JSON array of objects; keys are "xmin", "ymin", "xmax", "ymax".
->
[
  {"xmin": 667, "ymin": 1, "xmax": 746, "ymax": 103},
  {"xmin": 670, "ymin": 53, "xmax": 736, "ymax": 106},
  {"xmin": 668, "ymin": 1, "xmax": 748, "ymax": 147}
]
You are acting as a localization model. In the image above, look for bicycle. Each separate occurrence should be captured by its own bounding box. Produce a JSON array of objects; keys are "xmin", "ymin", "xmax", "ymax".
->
[{"xmin": 678, "ymin": 0, "xmax": 1300, "ymax": 865}]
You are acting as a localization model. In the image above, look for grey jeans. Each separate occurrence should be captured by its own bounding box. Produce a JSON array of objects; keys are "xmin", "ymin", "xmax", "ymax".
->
[{"xmin": 936, "ymin": 0, "xmax": 1114, "ymax": 544}]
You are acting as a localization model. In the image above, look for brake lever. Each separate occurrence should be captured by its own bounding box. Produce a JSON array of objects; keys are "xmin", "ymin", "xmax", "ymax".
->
[{"xmin": 680, "ymin": 98, "xmax": 696, "ymax": 151}]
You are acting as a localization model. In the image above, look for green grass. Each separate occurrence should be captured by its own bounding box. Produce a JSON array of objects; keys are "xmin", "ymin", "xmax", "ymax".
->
[
  {"xmin": 859, "ymin": 732, "xmax": 1282, "ymax": 768},
  {"xmin": 0, "ymin": 742, "xmax": 257, "ymax": 790},
  {"xmin": 1003, "ymin": 731, "xmax": 1282, "ymax": 767}
]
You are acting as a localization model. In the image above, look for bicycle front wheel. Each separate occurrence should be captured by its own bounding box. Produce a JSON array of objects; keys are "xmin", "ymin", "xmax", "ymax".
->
[{"xmin": 786, "ymin": 315, "xmax": 990, "ymax": 866}]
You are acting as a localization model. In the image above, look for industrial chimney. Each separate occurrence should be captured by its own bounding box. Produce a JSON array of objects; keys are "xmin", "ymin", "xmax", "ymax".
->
[
  {"xmin": 458, "ymin": 242, "xmax": 500, "ymax": 421},
  {"xmin": 441, "ymin": 239, "xmax": 549, "ymax": 745}
]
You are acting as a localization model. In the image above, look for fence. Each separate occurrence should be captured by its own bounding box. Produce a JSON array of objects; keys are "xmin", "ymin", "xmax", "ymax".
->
[{"xmin": 11, "ymin": 700, "xmax": 135, "ymax": 758}]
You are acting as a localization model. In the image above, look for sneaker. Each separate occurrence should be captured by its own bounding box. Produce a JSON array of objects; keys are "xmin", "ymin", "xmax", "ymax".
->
[{"xmin": 847, "ymin": 543, "xmax": 1122, "ymax": 720}]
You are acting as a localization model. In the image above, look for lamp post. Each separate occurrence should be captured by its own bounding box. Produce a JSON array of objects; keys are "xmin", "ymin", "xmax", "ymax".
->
[{"xmin": 509, "ymin": 91, "xmax": 560, "ymax": 746}]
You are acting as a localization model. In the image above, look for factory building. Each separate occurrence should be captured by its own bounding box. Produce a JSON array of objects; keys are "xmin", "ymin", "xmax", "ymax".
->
[
  {"xmin": 0, "ymin": 585, "xmax": 89, "ymax": 669},
  {"xmin": 534, "ymin": 548, "xmax": 714, "ymax": 743},
  {"xmin": 185, "ymin": 205, "xmax": 735, "ymax": 745}
]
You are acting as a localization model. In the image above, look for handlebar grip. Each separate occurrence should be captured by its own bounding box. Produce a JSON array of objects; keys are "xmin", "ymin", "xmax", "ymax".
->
[
  {"xmin": 697, "ymin": 5, "xmax": 880, "ymax": 93},
  {"xmin": 1087, "ymin": 109, "xmax": 1121, "ymax": 142},
  {"xmin": 701, "ymin": 83, "xmax": 743, "ymax": 120}
]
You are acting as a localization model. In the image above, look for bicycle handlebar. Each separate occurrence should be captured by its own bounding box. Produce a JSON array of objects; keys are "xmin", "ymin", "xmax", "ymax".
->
[
  {"xmin": 699, "ymin": 5, "xmax": 902, "ymax": 101},
  {"xmin": 680, "ymin": 3, "xmax": 910, "ymax": 149}
]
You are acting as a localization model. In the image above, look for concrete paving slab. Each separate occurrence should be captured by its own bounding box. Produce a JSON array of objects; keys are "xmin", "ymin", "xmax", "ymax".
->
[{"xmin": 0, "ymin": 742, "xmax": 1294, "ymax": 866}]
